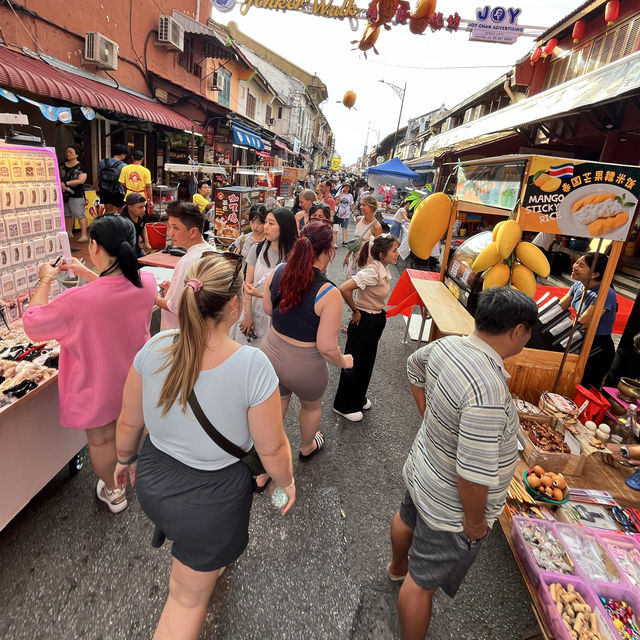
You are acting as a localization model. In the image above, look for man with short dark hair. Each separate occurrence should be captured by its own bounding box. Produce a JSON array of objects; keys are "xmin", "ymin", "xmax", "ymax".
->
[
  {"xmin": 119, "ymin": 149, "xmax": 152, "ymax": 204},
  {"xmin": 319, "ymin": 180, "xmax": 336, "ymax": 247},
  {"xmin": 156, "ymin": 202, "xmax": 216, "ymax": 330},
  {"xmin": 97, "ymin": 144, "xmax": 128, "ymax": 213},
  {"xmin": 387, "ymin": 287, "xmax": 538, "ymax": 640}
]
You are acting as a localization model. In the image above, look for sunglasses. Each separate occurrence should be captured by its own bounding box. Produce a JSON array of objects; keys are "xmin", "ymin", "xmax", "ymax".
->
[
  {"xmin": 309, "ymin": 215, "xmax": 332, "ymax": 225},
  {"xmin": 201, "ymin": 250, "xmax": 243, "ymax": 292}
]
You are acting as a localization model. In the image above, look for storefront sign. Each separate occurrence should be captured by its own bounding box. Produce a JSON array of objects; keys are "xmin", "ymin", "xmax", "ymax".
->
[
  {"xmin": 469, "ymin": 6, "xmax": 523, "ymax": 44},
  {"xmin": 520, "ymin": 156, "xmax": 640, "ymax": 241},
  {"xmin": 293, "ymin": 137, "xmax": 301, "ymax": 154},
  {"xmin": 213, "ymin": 188, "xmax": 241, "ymax": 243},
  {"xmin": 239, "ymin": 0, "xmax": 359, "ymax": 18},
  {"xmin": 331, "ymin": 156, "xmax": 341, "ymax": 171},
  {"xmin": 456, "ymin": 160, "xmax": 526, "ymax": 210}
]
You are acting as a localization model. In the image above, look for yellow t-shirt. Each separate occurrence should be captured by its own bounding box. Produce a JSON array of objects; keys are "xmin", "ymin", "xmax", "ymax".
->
[
  {"xmin": 192, "ymin": 193, "xmax": 211, "ymax": 214},
  {"xmin": 119, "ymin": 164, "xmax": 151, "ymax": 196}
]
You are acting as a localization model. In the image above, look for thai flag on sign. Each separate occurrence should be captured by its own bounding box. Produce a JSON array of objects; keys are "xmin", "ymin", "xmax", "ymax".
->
[{"xmin": 548, "ymin": 163, "xmax": 575, "ymax": 178}]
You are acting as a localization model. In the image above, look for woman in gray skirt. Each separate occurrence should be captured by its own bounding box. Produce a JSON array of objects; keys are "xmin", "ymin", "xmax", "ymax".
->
[{"xmin": 114, "ymin": 254, "xmax": 295, "ymax": 640}]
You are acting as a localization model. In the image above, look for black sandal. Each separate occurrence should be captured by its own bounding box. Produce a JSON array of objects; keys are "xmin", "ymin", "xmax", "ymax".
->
[{"xmin": 298, "ymin": 432, "xmax": 325, "ymax": 462}]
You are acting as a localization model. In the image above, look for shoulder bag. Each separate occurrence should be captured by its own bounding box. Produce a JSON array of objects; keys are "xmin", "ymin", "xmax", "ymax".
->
[
  {"xmin": 187, "ymin": 390, "xmax": 265, "ymax": 476},
  {"xmin": 346, "ymin": 220, "xmax": 377, "ymax": 253}
]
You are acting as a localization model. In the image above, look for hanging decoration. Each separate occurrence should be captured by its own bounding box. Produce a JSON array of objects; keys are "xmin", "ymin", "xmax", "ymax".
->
[
  {"xmin": 571, "ymin": 19, "xmax": 585, "ymax": 43},
  {"xmin": 56, "ymin": 107, "xmax": 72, "ymax": 124},
  {"xmin": 342, "ymin": 90, "xmax": 357, "ymax": 109},
  {"xmin": 80, "ymin": 106, "xmax": 96, "ymax": 121},
  {"xmin": 605, "ymin": 0, "xmax": 619, "ymax": 28},
  {"xmin": 0, "ymin": 89, "xmax": 18, "ymax": 103},
  {"xmin": 530, "ymin": 46, "xmax": 542, "ymax": 65},
  {"xmin": 541, "ymin": 37, "xmax": 558, "ymax": 59},
  {"xmin": 351, "ymin": 22, "xmax": 380, "ymax": 57}
]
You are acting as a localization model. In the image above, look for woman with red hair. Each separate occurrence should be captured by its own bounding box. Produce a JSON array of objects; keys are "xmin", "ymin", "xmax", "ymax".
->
[{"xmin": 261, "ymin": 222, "xmax": 353, "ymax": 461}]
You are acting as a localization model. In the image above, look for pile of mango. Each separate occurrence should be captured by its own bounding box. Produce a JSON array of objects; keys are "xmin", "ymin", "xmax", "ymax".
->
[{"xmin": 471, "ymin": 220, "xmax": 550, "ymax": 298}]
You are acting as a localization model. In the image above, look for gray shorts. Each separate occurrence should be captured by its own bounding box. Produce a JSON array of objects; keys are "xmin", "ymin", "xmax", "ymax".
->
[
  {"xmin": 399, "ymin": 491, "xmax": 485, "ymax": 597},
  {"xmin": 64, "ymin": 197, "xmax": 85, "ymax": 219}
]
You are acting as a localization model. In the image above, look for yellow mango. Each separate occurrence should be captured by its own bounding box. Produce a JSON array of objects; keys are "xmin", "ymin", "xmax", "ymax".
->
[
  {"xmin": 613, "ymin": 212, "xmax": 629, "ymax": 228},
  {"xmin": 408, "ymin": 192, "xmax": 452, "ymax": 260},
  {"xmin": 471, "ymin": 242, "xmax": 501, "ymax": 273},
  {"xmin": 482, "ymin": 263, "xmax": 510, "ymax": 290},
  {"xmin": 533, "ymin": 173, "xmax": 551, "ymax": 187},
  {"xmin": 540, "ymin": 177, "xmax": 562, "ymax": 192},
  {"xmin": 588, "ymin": 218, "xmax": 606, "ymax": 236},
  {"xmin": 515, "ymin": 241, "xmax": 550, "ymax": 278},
  {"xmin": 592, "ymin": 193, "xmax": 616, "ymax": 204},
  {"xmin": 511, "ymin": 264, "xmax": 537, "ymax": 298},
  {"xmin": 496, "ymin": 219, "xmax": 522, "ymax": 259},
  {"xmin": 492, "ymin": 220, "xmax": 506, "ymax": 242}
]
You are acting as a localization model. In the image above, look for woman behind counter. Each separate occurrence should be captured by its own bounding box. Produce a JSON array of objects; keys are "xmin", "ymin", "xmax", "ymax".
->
[
  {"xmin": 559, "ymin": 252, "xmax": 617, "ymax": 389},
  {"xmin": 22, "ymin": 215, "xmax": 157, "ymax": 513}
]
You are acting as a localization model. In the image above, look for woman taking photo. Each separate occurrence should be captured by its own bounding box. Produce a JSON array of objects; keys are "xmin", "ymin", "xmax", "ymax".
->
[
  {"xmin": 343, "ymin": 195, "xmax": 383, "ymax": 277},
  {"xmin": 559, "ymin": 252, "xmax": 618, "ymax": 388},
  {"xmin": 60, "ymin": 145, "xmax": 88, "ymax": 241},
  {"xmin": 114, "ymin": 255, "xmax": 295, "ymax": 640},
  {"xmin": 333, "ymin": 235, "xmax": 400, "ymax": 422},
  {"xmin": 232, "ymin": 208, "xmax": 297, "ymax": 347},
  {"xmin": 22, "ymin": 215, "xmax": 157, "ymax": 512},
  {"xmin": 294, "ymin": 189, "xmax": 318, "ymax": 233},
  {"xmin": 261, "ymin": 221, "xmax": 353, "ymax": 460}
]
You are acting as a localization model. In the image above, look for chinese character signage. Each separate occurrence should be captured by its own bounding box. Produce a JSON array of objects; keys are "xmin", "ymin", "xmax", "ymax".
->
[
  {"xmin": 469, "ymin": 6, "xmax": 523, "ymax": 44},
  {"xmin": 456, "ymin": 160, "xmax": 526, "ymax": 210},
  {"xmin": 520, "ymin": 156, "xmax": 640, "ymax": 240},
  {"xmin": 213, "ymin": 188, "xmax": 241, "ymax": 244}
]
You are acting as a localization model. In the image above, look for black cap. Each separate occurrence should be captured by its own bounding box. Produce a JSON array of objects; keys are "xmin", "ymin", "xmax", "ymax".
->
[
  {"xmin": 197, "ymin": 179, "xmax": 212, "ymax": 189},
  {"xmin": 125, "ymin": 192, "xmax": 146, "ymax": 205}
]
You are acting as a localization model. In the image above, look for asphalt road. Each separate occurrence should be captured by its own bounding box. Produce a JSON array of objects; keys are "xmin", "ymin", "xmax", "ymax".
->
[{"xmin": 0, "ymin": 240, "xmax": 541, "ymax": 640}]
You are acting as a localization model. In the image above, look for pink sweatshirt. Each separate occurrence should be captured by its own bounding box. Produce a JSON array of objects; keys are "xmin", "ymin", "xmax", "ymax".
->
[{"xmin": 22, "ymin": 272, "xmax": 157, "ymax": 429}]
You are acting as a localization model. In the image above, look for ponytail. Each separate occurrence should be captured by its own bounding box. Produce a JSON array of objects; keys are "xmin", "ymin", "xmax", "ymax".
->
[
  {"xmin": 357, "ymin": 241, "xmax": 371, "ymax": 269},
  {"xmin": 357, "ymin": 234, "xmax": 399, "ymax": 269},
  {"xmin": 89, "ymin": 215, "xmax": 143, "ymax": 288}
]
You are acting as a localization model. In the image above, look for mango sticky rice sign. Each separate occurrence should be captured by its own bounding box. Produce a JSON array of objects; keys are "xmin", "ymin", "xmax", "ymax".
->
[
  {"xmin": 520, "ymin": 156, "xmax": 640, "ymax": 241},
  {"xmin": 237, "ymin": 0, "xmax": 360, "ymax": 18}
]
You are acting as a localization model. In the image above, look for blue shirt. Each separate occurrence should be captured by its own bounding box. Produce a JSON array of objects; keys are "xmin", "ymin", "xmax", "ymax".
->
[{"xmin": 568, "ymin": 281, "xmax": 617, "ymax": 336}]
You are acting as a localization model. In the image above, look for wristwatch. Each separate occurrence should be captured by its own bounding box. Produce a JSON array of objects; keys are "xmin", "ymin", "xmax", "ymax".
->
[{"xmin": 620, "ymin": 446, "xmax": 630, "ymax": 460}]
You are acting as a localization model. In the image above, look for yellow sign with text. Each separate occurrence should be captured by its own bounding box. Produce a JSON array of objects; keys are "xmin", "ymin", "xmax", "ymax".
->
[
  {"xmin": 240, "ymin": 0, "xmax": 359, "ymax": 18},
  {"xmin": 331, "ymin": 156, "xmax": 341, "ymax": 172}
]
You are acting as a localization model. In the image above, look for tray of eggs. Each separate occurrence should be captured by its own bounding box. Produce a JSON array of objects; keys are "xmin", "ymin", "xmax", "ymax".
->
[{"xmin": 523, "ymin": 465, "xmax": 570, "ymax": 505}]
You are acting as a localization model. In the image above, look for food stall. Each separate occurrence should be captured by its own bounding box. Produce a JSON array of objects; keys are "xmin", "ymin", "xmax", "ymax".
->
[{"xmin": 0, "ymin": 143, "xmax": 84, "ymax": 532}]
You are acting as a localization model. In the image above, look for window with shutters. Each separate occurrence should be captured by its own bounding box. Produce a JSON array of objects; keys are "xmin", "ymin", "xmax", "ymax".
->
[
  {"xmin": 265, "ymin": 104, "xmax": 272, "ymax": 124},
  {"xmin": 218, "ymin": 68, "xmax": 231, "ymax": 109},
  {"xmin": 542, "ymin": 15, "xmax": 640, "ymax": 91},
  {"xmin": 246, "ymin": 92, "xmax": 256, "ymax": 120},
  {"xmin": 178, "ymin": 35, "xmax": 202, "ymax": 78}
]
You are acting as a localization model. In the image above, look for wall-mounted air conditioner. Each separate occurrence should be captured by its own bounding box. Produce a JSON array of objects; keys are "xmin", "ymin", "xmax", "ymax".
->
[
  {"xmin": 158, "ymin": 16, "xmax": 185, "ymax": 52},
  {"xmin": 84, "ymin": 32, "xmax": 118, "ymax": 70}
]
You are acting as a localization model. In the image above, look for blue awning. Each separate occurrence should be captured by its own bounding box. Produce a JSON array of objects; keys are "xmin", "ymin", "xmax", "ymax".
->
[{"xmin": 232, "ymin": 123, "xmax": 264, "ymax": 151}]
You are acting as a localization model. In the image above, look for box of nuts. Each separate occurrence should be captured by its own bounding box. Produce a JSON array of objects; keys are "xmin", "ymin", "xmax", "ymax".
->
[{"xmin": 518, "ymin": 413, "xmax": 586, "ymax": 475}]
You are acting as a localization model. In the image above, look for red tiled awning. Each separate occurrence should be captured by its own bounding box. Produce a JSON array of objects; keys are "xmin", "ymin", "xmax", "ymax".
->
[
  {"xmin": 0, "ymin": 47, "xmax": 204, "ymax": 133},
  {"xmin": 274, "ymin": 140, "xmax": 293, "ymax": 154},
  {"xmin": 300, "ymin": 153, "xmax": 312, "ymax": 163}
]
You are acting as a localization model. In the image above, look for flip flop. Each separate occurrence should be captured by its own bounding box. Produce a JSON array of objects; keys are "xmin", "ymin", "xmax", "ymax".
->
[
  {"xmin": 386, "ymin": 563, "xmax": 407, "ymax": 582},
  {"xmin": 298, "ymin": 432, "xmax": 325, "ymax": 462}
]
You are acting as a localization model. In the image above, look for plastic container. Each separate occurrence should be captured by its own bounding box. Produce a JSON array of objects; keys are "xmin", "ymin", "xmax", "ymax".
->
[
  {"xmin": 538, "ymin": 572, "xmax": 618, "ymax": 640},
  {"xmin": 512, "ymin": 517, "xmax": 577, "ymax": 587},
  {"xmin": 556, "ymin": 523, "xmax": 624, "ymax": 586},
  {"xmin": 596, "ymin": 531, "xmax": 640, "ymax": 589},
  {"xmin": 575, "ymin": 385, "xmax": 611, "ymax": 424},
  {"xmin": 591, "ymin": 581, "xmax": 640, "ymax": 640},
  {"xmin": 146, "ymin": 222, "xmax": 168, "ymax": 250}
]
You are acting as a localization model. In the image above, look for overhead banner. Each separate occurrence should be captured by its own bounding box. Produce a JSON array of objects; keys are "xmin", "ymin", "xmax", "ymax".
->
[
  {"xmin": 520, "ymin": 156, "xmax": 640, "ymax": 241},
  {"xmin": 468, "ymin": 6, "xmax": 523, "ymax": 44},
  {"xmin": 331, "ymin": 156, "xmax": 341, "ymax": 171}
]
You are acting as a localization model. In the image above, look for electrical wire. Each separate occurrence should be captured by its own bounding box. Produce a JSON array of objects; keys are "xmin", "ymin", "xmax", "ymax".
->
[
  {"xmin": 6, "ymin": 0, "xmax": 41, "ymax": 51},
  {"xmin": 129, "ymin": 0, "xmax": 146, "ymax": 68},
  {"xmin": 367, "ymin": 61, "xmax": 515, "ymax": 70}
]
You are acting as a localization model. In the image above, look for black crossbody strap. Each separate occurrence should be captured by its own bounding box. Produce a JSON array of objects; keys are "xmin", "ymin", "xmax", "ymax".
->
[{"xmin": 187, "ymin": 390, "xmax": 247, "ymax": 460}]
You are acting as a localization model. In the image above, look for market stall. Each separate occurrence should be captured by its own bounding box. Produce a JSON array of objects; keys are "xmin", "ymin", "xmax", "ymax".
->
[{"xmin": 0, "ymin": 143, "xmax": 83, "ymax": 532}]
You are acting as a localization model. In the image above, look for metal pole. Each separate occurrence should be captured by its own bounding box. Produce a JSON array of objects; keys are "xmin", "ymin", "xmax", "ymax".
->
[{"xmin": 391, "ymin": 82, "xmax": 406, "ymax": 158}]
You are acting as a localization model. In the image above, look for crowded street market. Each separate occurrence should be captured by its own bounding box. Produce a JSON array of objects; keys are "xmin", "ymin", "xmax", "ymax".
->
[{"xmin": 0, "ymin": 0, "xmax": 640, "ymax": 638}]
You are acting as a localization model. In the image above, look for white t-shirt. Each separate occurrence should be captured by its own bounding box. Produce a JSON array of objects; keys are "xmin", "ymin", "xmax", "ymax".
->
[
  {"xmin": 393, "ymin": 207, "xmax": 408, "ymax": 223},
  {"xmin": 532, "ymin": 232, "xmax": 556, "ymax": 251},
  {"xmin": 336, "ymin": 192, "xmax": 354, "ymax": 219}
]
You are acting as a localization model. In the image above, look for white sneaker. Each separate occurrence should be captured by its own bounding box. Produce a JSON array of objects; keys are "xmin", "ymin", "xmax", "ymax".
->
[
  {"xmin": 333, "ymin": 408, "xmax": 363, "ymax": 422},
  {"xmin": 362, "ymin": 399, "xmax": 372, "ymax": 410},
  {"xmin": 77, "ymin": 236, "xmax": 89, "ymax": 242},
  {"xmin": 96, "ymin": 479, "xmax": 128, "ymax": 513}
]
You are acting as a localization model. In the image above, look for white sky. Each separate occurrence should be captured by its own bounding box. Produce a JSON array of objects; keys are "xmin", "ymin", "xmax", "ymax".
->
[{"xmin": 209, "ymin": 0, "xmax": 586, "ymax": 164}]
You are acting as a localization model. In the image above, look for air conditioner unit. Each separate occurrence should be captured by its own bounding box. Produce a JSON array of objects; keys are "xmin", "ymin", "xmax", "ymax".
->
[
  {"xmin": 267, "ymin": 117, "xmax": 275, "ymax": 125},
  {"xmin": 158, "ymin": 16, "xmax": 184, "ymax": 52},
  {"xmin": 210, "ymin": 71, "xmax": 225, "ymax": 91},
  {"xmin": 84, "ymin": 32, "xmax": 118, "ymax": 70}
]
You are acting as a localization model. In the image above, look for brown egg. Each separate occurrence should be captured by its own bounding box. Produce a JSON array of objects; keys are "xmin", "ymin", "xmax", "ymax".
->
[
  {"xmin": 544, "ymin": 487, "xmax": 554, "ymax": 498},
  {"xmin": 532, "ymin": 465, "xmax": 545, "ymax": 477},
  {"xmin": 541, "ymin": 476, "xmax": 554, "ymax": 488},
  {"xmin": 553, "ymin": 476, "xmax": 567, "ymax": 491},
  {"xmin": 552, "ymin": 488, "xmax": 564, "ymax": 502},
  {"xmin": 528, "ymin": 475, "xmax": 542, "ymax": 490}
]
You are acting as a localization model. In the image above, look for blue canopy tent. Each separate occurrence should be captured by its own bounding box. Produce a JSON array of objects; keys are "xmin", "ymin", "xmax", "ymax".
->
[{"xmin": 366, "ymin": 157, "xmax": 420, "ymax": 179}]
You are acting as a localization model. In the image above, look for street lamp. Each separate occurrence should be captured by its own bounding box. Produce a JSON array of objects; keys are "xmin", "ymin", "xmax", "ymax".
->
[{"xmin": 378, "ymin": 80, "xmax": 406, "ymax": 158}]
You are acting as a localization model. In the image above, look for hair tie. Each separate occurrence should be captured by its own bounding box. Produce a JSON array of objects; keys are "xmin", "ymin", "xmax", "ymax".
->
[
  {"xmin": 306, "ymin": 233, "xmax": 316, "ymax": 244},
  {"xmin": 369, "ymin": 235, "xmax": 376, "ymax": 246},
  {"xmin": 186, "ymin": 278, "xmax": 203, "ymax": 293}
]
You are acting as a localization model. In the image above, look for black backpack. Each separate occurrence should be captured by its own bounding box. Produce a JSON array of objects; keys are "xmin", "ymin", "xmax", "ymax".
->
[{"xmin": 98, "ymin": 158, "xmax": 124, "ymax": 195}]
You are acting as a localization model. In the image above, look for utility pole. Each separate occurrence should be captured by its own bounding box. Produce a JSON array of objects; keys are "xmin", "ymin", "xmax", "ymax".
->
[{"xmin": 379, "ymin": 80, "xmax": 406, "ymax": 158}]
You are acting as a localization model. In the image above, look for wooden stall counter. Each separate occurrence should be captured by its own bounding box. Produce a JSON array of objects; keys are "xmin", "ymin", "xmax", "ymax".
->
[{"xmin": 138, "ymin": 251, "xmax": 181, "ymax": 269}]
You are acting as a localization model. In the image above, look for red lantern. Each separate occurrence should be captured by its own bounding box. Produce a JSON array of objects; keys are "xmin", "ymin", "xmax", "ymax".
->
[
  {"xmin": 541, "ymin": 38, "xmax": 558, "ymax": 58},
  {"xmin": 572, "ymin": 19, "xmax": 586, "ymax": 43},
  {"xmin": 605, "ymin": 0, "xmax": 619, "ymax": 28},
  {"xmin": 530, "ymin": 46, "xmax": 542, "ymax": 65}
]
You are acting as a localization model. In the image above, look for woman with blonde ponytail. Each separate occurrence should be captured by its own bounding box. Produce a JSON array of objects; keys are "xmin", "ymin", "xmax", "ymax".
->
[{"xmin": 114, "ymin": 254, "xmax": 294, "ymax": 640}]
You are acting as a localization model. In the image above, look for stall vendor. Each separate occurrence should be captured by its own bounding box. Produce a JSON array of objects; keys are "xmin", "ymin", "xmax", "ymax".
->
[
  {"xmin": 192, "ymin": 179, "xmax": 214, "ymax": 216},
  {"xmin": 559, "ymin": 252, "xmax": 617, "ymax": 389},
  {"xmin": 603, "ymin": 444, "xmax": 640, "ymax": 491}
]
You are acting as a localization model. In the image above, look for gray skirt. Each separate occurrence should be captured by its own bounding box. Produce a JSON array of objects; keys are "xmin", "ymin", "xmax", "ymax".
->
[{"xmin": 135, "ymin": 437, "xmax": 254, "ymax": 572}]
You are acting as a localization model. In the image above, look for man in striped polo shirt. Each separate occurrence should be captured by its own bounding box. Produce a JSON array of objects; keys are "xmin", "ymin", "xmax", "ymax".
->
[{"xmin": 387, "ymin": 287, "xmax": 538, "ymax": 640}]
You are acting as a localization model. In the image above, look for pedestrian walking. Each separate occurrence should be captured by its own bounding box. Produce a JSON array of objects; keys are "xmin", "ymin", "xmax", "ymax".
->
[
  {"xmin": 261, "ymin": 221, "xmax": 353, "ymax": 460},
  {"xmin": 308, "ymin": 201, "xmax": 333, "ymax": 225},
  {"xmin": 114, "ymin": 254, "xmax": 295, "ymax": 640},
  {"xmin": 229, "ymin": 204, "xmax": 267, "ymax": 262},
  {"xmin": 333, "ymin": 235, "xmax": 399, "ymax": 422},
  {"xmin": 387, "ymin": 287, "xmax": 537, "ymax": 640},
  {"xmin": 231, "ymin": 208, "xmax": 297, "ymax": 347},
  {"xmin": 334, "ymin": 183, "xmax": 355, "ymax": 246},
  {"xmin": 118, "ymin": 149, "xmax": 152, "ymax": 204},
  {"xmin": 390, "ymin": 199, "xmax": 411, "ymax": 239},
  {"xmin": 121, "ymin": 193, "xmax": 151, "ymax": 257},
  {"xmin": 97, "ymin": 143, "xmax": 128, "ymax": 214},
  {"xmin": 22, "ymin": 215, "xmax": 157, "ymax": 513},
  {"xmin": 293, "ymin": 189, "xmax": 317, "ymax": 232},
  {"xmin": 59, "ymin": 145, "xmax": 88, "ymax": 241},
  {"xmin": 343, "ymin": 195, "xmax": 383, "ymax": 277},
  {"xmin": 156, "ymin": 202, "xmax": 215, "ymax": 331}
]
